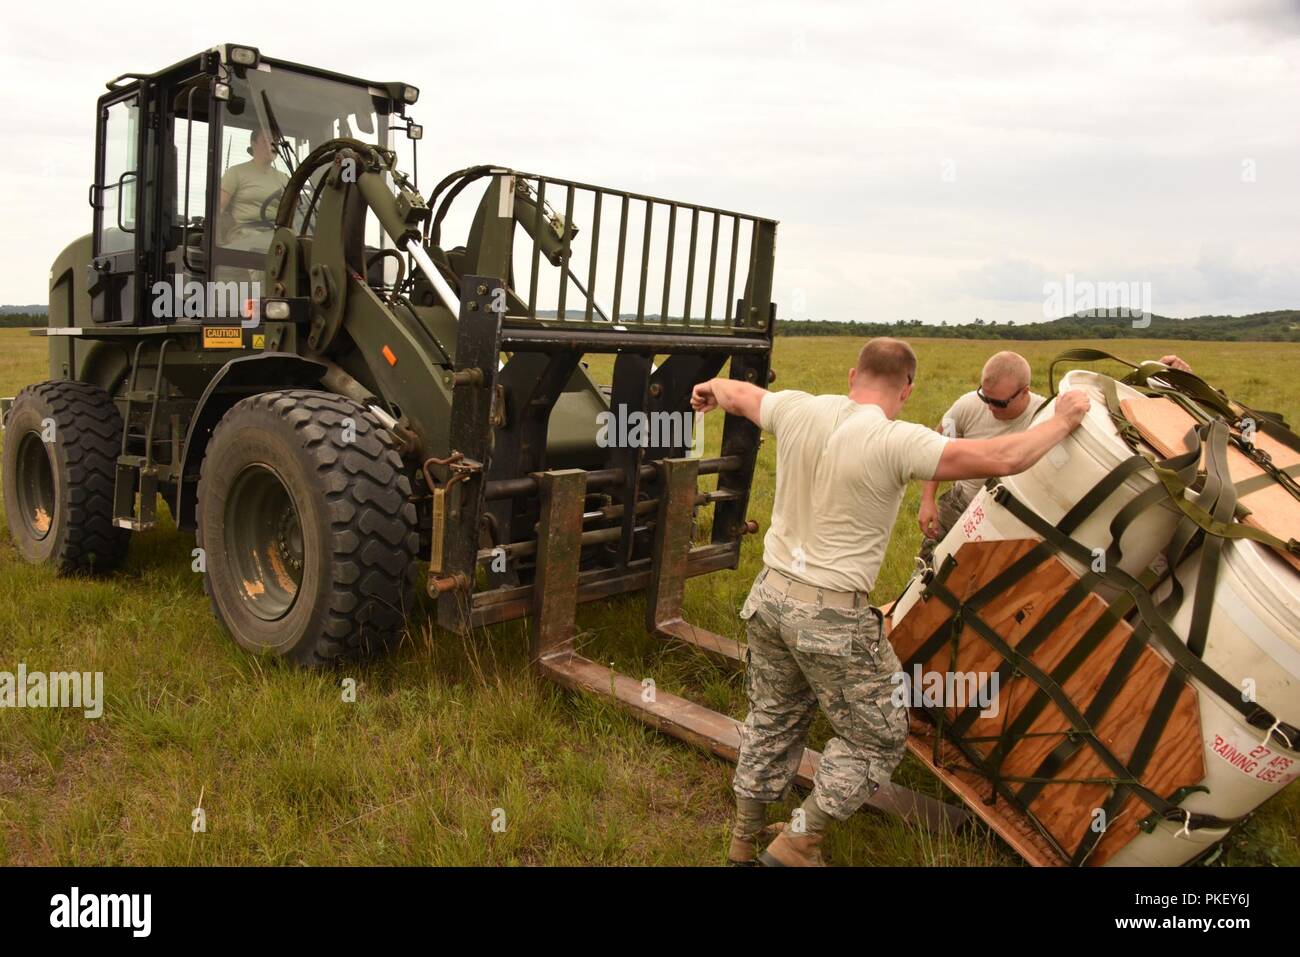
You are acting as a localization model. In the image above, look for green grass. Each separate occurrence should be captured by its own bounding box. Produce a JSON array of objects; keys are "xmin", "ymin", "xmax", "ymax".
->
[{"xmin": 1, "ymin": 328, "xmax": 1296, "ymax": 866}]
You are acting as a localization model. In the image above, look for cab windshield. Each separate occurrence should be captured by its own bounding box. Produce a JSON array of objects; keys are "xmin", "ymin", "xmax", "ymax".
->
[{"xmin": 212, "ymin": 65, "xmax": 393, "ymax": 284}]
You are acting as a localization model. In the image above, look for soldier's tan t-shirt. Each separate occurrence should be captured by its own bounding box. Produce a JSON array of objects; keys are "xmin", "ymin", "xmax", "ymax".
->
[
  {"xmin": 759, "ymin": 390, "xmax": 950, "ymax": 594},
  {"xmin": 220, "ymin": 160, "xmax": 289, "ymax": 243},
  {"xmin": 940, "ymin": 390, "xmax": 1046, "ymax": 504}
]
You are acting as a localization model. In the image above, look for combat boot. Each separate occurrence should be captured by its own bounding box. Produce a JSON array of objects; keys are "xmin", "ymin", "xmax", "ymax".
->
[
  {"xmin": 759, "ymin": 828, "xmax": 825, "ymax": 867},
  {"xmin": 727, "ymin": 823, "xmax": 785, "ymax": 866}
]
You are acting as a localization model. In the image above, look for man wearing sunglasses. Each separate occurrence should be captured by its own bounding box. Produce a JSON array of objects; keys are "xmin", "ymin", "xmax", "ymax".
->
[
  {"xmin": 918, "ymin": 350, "xmax": 1190, "ymax": 555},
  {"xmin": 917, "ymin": 351, "xmax": 1044, "ymax": 556}
]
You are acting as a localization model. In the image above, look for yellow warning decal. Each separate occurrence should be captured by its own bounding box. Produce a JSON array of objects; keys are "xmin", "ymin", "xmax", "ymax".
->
[
  {"xmin": 203, "ymin": 327, "xmax": 244, "ymax": 349},
  {"xmin": 252, "ymin": 334, "xmax": 266, "ymax": 349}
]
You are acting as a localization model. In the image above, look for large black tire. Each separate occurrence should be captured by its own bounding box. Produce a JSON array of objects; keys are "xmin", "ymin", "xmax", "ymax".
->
[
  {"xmin": 196, "ymin": 390, "xmax": 419, "ymax": 667},
  {"xmin": 1, "ymin": 380, "xmax": 131, "ymax": 573}
]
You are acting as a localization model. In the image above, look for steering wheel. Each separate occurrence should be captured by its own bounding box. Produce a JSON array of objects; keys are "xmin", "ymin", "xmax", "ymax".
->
[
  {"xmin": 259, "ymin": 185, "xmax": 314, "ymax": 230},
  {"xmin": 258, "ymin": 188, "xmax": 285, "ymax": 226}
]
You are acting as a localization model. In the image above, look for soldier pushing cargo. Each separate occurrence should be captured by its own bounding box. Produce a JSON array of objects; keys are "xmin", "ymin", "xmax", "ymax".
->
[{"xmin": 690, "ymin": 337, "xmax": 1091, "ymax": 866}]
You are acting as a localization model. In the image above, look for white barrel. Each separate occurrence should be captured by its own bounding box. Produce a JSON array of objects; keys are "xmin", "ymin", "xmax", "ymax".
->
[
  {"xmin": 892, "ymin": 369, "xmax": 1182, "ymax": 623},
  {"xmin": 1105, "ymin": 538, "xmax": 1300, "ymax": 866},
  {"xmin": 890, "ymin": 368, "xmax": 1300, "ymax": 866}
]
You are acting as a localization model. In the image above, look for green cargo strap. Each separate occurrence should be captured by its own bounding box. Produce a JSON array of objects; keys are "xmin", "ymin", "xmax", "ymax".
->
[
  {"xmin": 1015, "ymin": 626, "xmax": 1148, "ymax": 807},
  {"xmin": 906, "ymin": 457, "xmax": 1150, "ymax": 693},
  {"xmin": 991, "ymin": 483, "xmax": 1299, "ymax": 753},
  {"xmin": 922, "ymin": 578, "xmax": 1231, "ymax": 837}
]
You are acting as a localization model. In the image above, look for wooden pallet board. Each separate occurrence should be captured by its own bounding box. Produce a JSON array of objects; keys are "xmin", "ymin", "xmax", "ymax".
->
[
  {"xmin": 905, "ymin": 717, "xmax": 1064, "ymax": 867},
  {"xmin": 1121, "ymin": 396, "xmax": 1300, "ymax": 573},
  {"xmin": 890, "ymin": 539, "xmax": 1205, "ymax": 865}
]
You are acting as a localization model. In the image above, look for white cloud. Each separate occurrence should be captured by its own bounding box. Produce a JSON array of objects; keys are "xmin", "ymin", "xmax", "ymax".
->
[{"xmin": 0, "ymin": 0, "xmax": 1296, "ymax": 322}]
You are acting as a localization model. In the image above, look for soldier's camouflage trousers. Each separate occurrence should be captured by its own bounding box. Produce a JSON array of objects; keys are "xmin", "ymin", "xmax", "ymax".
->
[{"xmin": 732, "ymin": 568, "xmax": 909, "ymax": 820}]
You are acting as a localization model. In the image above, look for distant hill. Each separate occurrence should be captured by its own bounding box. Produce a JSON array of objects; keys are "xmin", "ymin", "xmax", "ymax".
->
[{"xmin": 777, "ymin": 310, "xmax": 1300, "ymax": 342}]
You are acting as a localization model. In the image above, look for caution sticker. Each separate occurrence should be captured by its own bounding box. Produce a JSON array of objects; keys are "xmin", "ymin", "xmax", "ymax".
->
[
  {"xmin": 252, "ymin": 333, "xmax": 266, "ymax": 349},
  {"xmin": 203, "ymin": 327, "xmax": 245, "ymax": 349}
]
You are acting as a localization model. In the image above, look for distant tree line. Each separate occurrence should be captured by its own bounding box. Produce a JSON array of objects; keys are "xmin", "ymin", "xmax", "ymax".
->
[
  {"xmin": 4, "ymin": 307, "xmax": 1297, "ymax": 340},
  {"xmin": 776, "ymin": 310, "xmax": 1300, "ymax": 342},
  {"xmin": 0, "ymin": 313, "xmax": 45, "ymax": 328}
]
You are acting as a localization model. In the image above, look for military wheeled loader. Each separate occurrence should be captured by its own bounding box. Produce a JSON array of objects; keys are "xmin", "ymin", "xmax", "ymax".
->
[{"xmin": 1, "ymin": 44, "xmax": 963, "ymax": 831}]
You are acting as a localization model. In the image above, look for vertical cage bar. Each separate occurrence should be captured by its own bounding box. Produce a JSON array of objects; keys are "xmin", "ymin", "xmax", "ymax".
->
[
  {"xmin": 585, "ymin": 190, "xmax": 603, "ymax": 323},
  {"xmin": 743, "ymin": 217, "xmax": 760, "ymax": 327},
  {"xmin": 705, "ymin": 213, "xmax": 720, "ymax": 326},
  {"xmin": 682, "ymin": 208, "xmax": 699, "ymax": 324},
  {"xmin": 637, "ymin": 199, "xmax": 653, "ymax": 322},
  {"xmin": 661, "ymin": 204, "xmax": 677, "ymax": 326},
  {"xmin": 612, "ymin": 194, "xmax": 629, "ymax": 322},
  {"xmin": 528, "ymin": 179, "xmax": 546, "ymax": 319},
  {"xmin": 725, "ymin": 216, "xmax": 740, "ymax": 327},
  {"xmin": 556, "ymin": 185, "xmax": 575, "ymax": 320}
]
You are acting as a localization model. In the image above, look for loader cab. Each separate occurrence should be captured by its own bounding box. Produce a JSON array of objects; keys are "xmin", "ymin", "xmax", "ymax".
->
[{"xmin": 87, "ymin": 44, "xmax": 416, "ymax": 325}]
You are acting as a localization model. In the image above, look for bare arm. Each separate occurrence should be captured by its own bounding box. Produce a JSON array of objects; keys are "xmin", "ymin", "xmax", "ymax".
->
[
  {"xmin": 917, "ymin": 426, "xmax": 945, "ymax": 538},
  {"xmin": 690, "ymin": 378, "xmax": 768, "ymax": 427},
  {"xmin": 932, "ymin": 390, "xmax": 1089, "ymax": 481}
]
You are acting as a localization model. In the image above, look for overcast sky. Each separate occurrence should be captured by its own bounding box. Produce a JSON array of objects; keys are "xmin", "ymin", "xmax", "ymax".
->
[{"xmin": 1, "ymin": 0, "xmax": 1297, "ymax": 323}]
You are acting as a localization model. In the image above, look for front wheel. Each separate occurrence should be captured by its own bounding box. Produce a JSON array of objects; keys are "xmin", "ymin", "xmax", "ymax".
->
[
  {"xmin": 1, "ymin": 380, "xmax": 131, "ymax": 573},
  {"xmin": 196, "ymin": 390, "xmax": 419, "ymax": 666}
]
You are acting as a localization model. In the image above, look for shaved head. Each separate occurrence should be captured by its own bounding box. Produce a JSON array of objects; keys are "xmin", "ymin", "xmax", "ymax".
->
[
  {"xmin": 856, "ymin": 337, "xmax": 917, "ymax": 389},
  {"xmin": 981, "ymin": 351, "xmax": 1030, "ymax": 391}
]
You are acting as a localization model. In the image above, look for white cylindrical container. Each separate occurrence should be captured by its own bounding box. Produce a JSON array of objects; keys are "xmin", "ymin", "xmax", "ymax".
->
[
  {"xmin": 1104, "ymin": 537, "xmax": 1300, "ymax": 866},
  {"xmin": 890, "ymin": 368, "xmax": 1300, "ymax": 866},
  {"xmin": 892, "ymin": 369, "xmax": 1180, "ymax": 624}
]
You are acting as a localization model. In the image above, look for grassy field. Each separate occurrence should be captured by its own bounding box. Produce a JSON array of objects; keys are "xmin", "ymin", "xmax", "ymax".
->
[{"xmin": 1, "ymin": 328, "xmax": 1297, "ymax": 866}]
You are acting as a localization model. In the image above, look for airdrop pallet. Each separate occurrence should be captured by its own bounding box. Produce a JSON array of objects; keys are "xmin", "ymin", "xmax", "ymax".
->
[{"xmin": 889, "ymin": 539, "xmax": 1206, "ymax": 866}]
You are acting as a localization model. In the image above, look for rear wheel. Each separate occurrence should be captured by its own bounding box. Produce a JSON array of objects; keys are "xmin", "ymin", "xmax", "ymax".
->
[
  {"xmin": 1, "ymin": 380, "xmax": 131, "ymax": 572},
  {"xmin": 196, "ymin": 390, "xmax": 418, "ymax": 666}
]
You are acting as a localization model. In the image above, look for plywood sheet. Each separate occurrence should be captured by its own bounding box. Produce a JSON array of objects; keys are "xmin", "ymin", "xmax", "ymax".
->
[
  {"xmin": 891, "ymin": 539, "xmax": 1205, "ymax": 865},
  {"xmin": 1121, "ymin": 396, "xmax": 1300, "ymax": 573}
]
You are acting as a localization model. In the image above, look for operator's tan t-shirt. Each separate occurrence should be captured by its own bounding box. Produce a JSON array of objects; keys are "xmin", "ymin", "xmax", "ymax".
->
[
  {"xmin": 220, "ymin": 160, "xmax": 289, "ymax": 242},
  {"xmin": 940, "ymin": 390, "xmax": 1046, "ymax": 503},
  {"xmin": 760, "ymin": 390, "xmax": 950, "ymax": 594}
]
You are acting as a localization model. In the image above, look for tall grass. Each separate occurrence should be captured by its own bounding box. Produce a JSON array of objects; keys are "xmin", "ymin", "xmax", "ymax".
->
[{"xmin": 1, "ymin": 329, "xmax": 1296, "ymax": 865}]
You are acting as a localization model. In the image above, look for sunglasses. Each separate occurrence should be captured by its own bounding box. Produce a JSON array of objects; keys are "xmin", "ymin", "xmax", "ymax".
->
[{"xmin": 977, "ymin": 386, "xmax": 1026, "ymax": 410}]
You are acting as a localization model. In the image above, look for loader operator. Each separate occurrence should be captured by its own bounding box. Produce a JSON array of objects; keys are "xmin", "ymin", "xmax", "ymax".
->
[
  {"xmin": 690, "ymin": 337, "xmax": 1090, "ymax": 867},
  {"xmin": 917, "ymin": 350, "xmax": 1192, "ymax": 557},
  {"xmin": 217, "ymin": 127, "xmax": 289, "ymax": 257}
]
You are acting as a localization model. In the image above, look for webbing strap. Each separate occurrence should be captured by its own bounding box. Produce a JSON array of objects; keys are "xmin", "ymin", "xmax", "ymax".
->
[
  {"xmin": 977, "ymin": 584, "xmax": 1123, "ymax": 784},
  {"xmin": 1234, "ymin": 463, "xmax": 1300, "ymax": 499},
  {"xmin": 923, "ymin": 573, "xmax": 1245, "ymax": 860},
  {"xmin": 1070, "ymin": 668, "xmax": 1190, "ymax": 866},
  {"xmin": 1149, "ymin": 444, "xmax": 1300, "ymax": 557},
  {"xmin": 1015, "ymin": 627, "xmax": 1148, "ymax": 806},
  {"xmin": 992, "ymin": 484, "xmax": 1299, "ymax": 752},
  {"xmin": 924, "ymin": 578, "xmax": 1218, "ymax": 826},
  {"xmin": 1186, "ymin": 422, "xmax": 1237, "ymax": 658},
  {"xmin": 949, "ymin": 575, "xmax": 1096, "ymax": 741}
]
